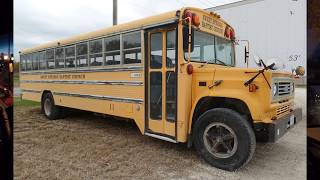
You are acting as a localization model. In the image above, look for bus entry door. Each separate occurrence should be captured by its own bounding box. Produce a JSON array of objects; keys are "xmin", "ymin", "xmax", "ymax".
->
[{"xmin": 145, "ymin": 28, "xmax": 177, "ymax": 140}]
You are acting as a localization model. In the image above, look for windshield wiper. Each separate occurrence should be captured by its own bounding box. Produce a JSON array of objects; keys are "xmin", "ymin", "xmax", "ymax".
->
[
  {"xmin": 198, "ymin": 59, "xmax": 229, "ymax": 68},
  {"xmin": 207, "ymin": 59, "xmax": 228, "ymax": 66},
  {"xmin": 199, "ymin": 61, "xmax": 209, "ymax": 68},
  {"xmin": 215, "ymin": 59, "xmax": 227, "ymax": 66},
  {"xmin": 244, "ymin": 60, "xmax": 273, "ymax": 89}
]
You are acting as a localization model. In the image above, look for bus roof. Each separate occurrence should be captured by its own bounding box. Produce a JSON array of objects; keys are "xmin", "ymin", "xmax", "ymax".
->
[{"xmin": 20, "ymin": 7, "xmax": 229, "ymax": 54}]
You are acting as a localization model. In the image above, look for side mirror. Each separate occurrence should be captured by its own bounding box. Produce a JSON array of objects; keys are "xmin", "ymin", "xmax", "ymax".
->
[
  {"xmin": 244, "ymin": 46, "xmax": 249, "ymax": 64},
  {"xmin": 183, "ymin": 26, "xmax": 194, "ymax": 52}
]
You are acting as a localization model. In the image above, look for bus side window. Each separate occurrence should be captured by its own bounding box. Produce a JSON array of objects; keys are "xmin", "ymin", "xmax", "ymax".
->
[
  {"xmin": 39, "ymin": 51, "xmax": 47, "ymax": 70},
  {"xmin": 89, "ymin": 39, "xmax": 103, "ymax": 66},
  {"xmin": 20, "ymin": 55, "xmax": 26, "ymax": 71},
  {"xmin": 46, "ymin": 49, "xmax": 55, "ymax": 69},
  {"xmin": 65, "ymin": 46, "xmax": 76, "ymax": 68},
  {"xmin": 32, "ymin": 53, "xmax": 39, "ymax": 70},
  {"xmin": 105, "ymin": 35, "xmax": 120, "ymax": 65},
  {"xmin": 26, "ymin": 54, "xmax": 32, "ymax": 71},
  {"xmin": 55, "ymin": 48, "xmax": 65, "ymax": 69},
  {"xmin": 76, "ymin": 42, "xmax": 89, "ymax": 67},
  {"xmin": 150, "ymin": 32, "xmax": 162, "ymax": 69},
  {"xmin": 166, "ymin": 30, "xmax": 176, "ymax": 68},
  {"xmin": 123, "ymin": 32, "xmax": 141, "ymax": 64}
]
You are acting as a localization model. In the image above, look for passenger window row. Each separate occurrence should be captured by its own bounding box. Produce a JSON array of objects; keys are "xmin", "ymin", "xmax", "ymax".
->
[{"xmin": 20, "ymin": 31, "xmax": 142, "ymax": 71}]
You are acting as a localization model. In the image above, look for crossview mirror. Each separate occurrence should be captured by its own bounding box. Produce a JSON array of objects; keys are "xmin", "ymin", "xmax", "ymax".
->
[
  {"xmin": 253, "ymin": 54, "xmax": 262, "ymax": 67},
  {"xmin": 295, "ymin": 66, "xmax": 305, "ymax": 76},
  {"xmin": 266, "ymin": 58, "xmax": 285, "ymax": 70},
  {"xmin": 183, "ymin": 26, "xmax": 194, "ymax": 52}
]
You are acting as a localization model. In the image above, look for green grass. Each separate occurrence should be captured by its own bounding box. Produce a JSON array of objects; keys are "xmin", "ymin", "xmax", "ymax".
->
[
  {"xmin": 14, "ymin": 74, "xmax": 20, "ymax": 86},
  {"xmin": 14, "ymin": 97, "xmax": 40, "ymax": 107}
]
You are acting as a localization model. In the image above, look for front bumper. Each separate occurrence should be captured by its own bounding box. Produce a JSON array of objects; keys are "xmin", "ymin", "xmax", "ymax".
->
[{"xmin": 253, "ymin": 108, "xmax": 302, "ymax": 142}]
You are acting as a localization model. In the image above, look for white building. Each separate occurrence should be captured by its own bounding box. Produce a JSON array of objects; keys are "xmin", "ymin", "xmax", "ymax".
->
[{"xmin": 207, "ymin": 0, "xmax": 306, "ymax": 83}]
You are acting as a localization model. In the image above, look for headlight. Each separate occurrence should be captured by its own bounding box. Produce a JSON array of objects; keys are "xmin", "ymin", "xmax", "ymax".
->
[{"xmin": 272, "ymin": 83, "xmax": 278, "ymax": 96}]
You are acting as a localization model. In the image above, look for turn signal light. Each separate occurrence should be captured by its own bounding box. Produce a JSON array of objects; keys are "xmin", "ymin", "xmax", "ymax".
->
[
  {"xmin": 187, "ymin": 64, "xmax": 193, "ymax": 75},
  {"xmin": 249, "ymin": 84, "xmax": 258, "ymax": 92}
]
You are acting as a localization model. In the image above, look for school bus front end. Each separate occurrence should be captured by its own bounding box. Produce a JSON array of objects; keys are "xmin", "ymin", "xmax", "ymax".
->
[
  {"xmin": 189, "ymin": 65, "xmax": 302, "ymax": 139},
  {"xmin": 177, "ymin": 8, "xmax": 303, "ymax": 171}
]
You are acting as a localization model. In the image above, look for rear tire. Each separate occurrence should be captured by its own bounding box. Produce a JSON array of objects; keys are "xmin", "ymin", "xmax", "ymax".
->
[
  {"xmin": 193, "ymin": 108, "xmax": 256, "ymax": 171},
  {"xmin": 41, "ymin": 93, "xmax": 61, "ymax": 120}
]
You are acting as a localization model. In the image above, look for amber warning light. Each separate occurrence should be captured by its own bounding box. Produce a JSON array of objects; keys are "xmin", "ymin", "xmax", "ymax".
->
[{"xmin": 184, "ymin": 10, "xmax": 200, "ymax": 27}]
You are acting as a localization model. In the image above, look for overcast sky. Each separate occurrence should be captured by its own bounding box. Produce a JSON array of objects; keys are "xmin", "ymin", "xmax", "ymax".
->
[{"xmin": 14, "ymin": 0, "xmax": 240, "ymax": 60}]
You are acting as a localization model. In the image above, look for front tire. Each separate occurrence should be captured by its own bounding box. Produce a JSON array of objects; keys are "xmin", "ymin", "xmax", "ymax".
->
[
  {"xmin": 41, "ymin": 93, "xmax": 61, "ymax": 120},
  {"xmin": 193, "ymin": 108, "xmax": 256, "ymax": 171}
]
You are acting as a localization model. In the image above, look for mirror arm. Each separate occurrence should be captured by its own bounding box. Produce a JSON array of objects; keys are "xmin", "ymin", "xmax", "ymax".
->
[
  {"xmin": 260, "ymin": 59, "xmax": 267, "ymax": 69},
  {"xmin": 240, "ymin": 40, "xmax": 250, "ymax": 68},
  {"xmin": 186, "ymin": 17, "xmax": 192, "ymax": 63}
]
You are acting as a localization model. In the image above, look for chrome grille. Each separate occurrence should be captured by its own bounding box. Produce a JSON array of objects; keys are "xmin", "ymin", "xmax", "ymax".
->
[
  {"xmin": 272, "ymin": 77, "xmax": 294, "ymax": 102},
  {"xmin": 278, "ymin": 82, "xmax": 291, "ymax": 96}
]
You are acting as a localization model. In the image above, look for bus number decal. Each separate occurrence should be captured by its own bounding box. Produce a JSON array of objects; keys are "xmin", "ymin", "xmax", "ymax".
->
[{"xmin": 130, "ymin": 73, "xmax": 142, "ymax": 78}]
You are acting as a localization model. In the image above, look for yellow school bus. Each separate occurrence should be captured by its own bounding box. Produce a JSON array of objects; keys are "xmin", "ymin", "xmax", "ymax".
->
[{"xmin": 19, "ymin": 7, "xmax": 302, "ymax": 171}]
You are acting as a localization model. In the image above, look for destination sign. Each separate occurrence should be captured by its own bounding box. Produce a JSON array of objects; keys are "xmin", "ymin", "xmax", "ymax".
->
[{"xmin": 201, "ymin": 15, "xmax": 224, "ymax": 35}]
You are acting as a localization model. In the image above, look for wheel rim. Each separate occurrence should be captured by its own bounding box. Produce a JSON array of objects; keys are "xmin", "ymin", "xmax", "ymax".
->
[
  {"xmin": 203, "ymin": 122, "xmax": 238, "ymax": 159},
  {"xmin": 44, "ymin": 98, "xmax": 52, "ymax": 116}
]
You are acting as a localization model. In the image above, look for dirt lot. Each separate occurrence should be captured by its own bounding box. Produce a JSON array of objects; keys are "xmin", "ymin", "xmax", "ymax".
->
[{"xmin": 14, "ymin": 88, "xmax": 306, "ymax": 180}]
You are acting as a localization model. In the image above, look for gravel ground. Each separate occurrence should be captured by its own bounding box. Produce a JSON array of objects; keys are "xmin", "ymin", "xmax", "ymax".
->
[{"xmin": 14, "ymin": 88, "xmax": 306, "ymax": 180}]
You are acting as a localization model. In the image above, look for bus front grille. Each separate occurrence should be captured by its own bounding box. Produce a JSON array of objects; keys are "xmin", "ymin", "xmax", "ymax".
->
[{"xmin": 276, "ymin": 104, "xmax": 291, "ymax": 116}]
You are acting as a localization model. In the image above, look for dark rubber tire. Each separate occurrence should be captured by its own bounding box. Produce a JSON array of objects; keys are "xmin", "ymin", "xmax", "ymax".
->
[
  {"xmin": 193, "ymin": 108, "xmax": 256, "ymax": 171},
  {"xmin": 41, "ymin": 93, "xmax": 61, "ymax": 120}
]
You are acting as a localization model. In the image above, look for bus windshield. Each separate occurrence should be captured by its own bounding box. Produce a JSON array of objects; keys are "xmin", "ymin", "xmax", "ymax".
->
[{"xmin": 185, "ymin": 30, "xmax": 235, "ymax": 66}]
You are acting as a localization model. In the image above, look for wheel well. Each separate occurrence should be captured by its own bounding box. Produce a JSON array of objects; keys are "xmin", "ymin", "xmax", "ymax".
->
[
  {"xmin": 41, "ymin": 90, "xmax": 52, "ymax": 113},
  {"xmin": 191, "ymin": 97, "xmax": 253, "ymax": 131},
  {"xmin": 41, "ymin": 90, "xmax": 51, "ymax": 102}
]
